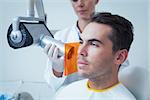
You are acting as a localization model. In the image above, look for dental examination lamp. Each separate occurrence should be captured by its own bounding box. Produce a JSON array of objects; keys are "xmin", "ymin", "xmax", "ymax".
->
[{"xmin": 7, "ymin": 0, "xmax": 74, "ymax": 59}]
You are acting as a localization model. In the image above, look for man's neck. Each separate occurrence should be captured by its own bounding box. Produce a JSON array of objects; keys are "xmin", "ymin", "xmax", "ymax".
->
[
  {"xmin": 77, "ymin": 19, "xmax": 90, "ymax": 33},
  {"xmin": 88, "ymin": 74, "xmax": 119, "ymax": 90}
]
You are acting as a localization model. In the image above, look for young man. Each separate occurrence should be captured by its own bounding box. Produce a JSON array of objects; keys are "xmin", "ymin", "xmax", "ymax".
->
[
  {"xmin": 44, "ymin": 0, "xmax": 99, "ymax": 91},
  {"xmin": 55, "ymin": 12, "xmax": 136, "ymax": 100}
]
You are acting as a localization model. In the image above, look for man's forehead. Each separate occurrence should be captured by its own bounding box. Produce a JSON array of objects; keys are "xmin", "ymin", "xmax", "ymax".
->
[{"xmin": 81, "ymin": 22, "xmax": 112, "ymax": 40}]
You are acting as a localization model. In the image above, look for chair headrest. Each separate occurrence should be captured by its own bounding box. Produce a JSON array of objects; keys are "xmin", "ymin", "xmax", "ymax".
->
[{"xmin": 119, "ymin": 66, "xmax": 149, "ymax": 100}]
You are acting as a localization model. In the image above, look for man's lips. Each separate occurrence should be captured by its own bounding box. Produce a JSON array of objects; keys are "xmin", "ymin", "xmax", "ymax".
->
[
  {"xmin": 77, "ymin": 60, "xmax": 88, "ymax": 69},
  {"xmin": 78, "ymin": 10, "xmax": 87, "ymax": 14}
]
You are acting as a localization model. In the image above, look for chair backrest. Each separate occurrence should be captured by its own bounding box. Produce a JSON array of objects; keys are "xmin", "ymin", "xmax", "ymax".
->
[{"xmin": 119, "ymin": 66, "xmax": 150, "ymax": 100}]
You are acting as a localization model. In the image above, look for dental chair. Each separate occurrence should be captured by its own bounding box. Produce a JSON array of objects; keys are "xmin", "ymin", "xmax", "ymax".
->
[{"xmin": 119, "ymin": 65, "xmax": 150, "ymax": 100}]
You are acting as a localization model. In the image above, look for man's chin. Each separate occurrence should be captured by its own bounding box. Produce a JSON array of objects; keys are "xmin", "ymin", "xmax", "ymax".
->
[
  {"xmin": 78, "ymin": 71, "xmax": 89, "ymax": 78},
  {"xmin": 78, "ymin": 15, "xmax": 90, "ymax": 20}
]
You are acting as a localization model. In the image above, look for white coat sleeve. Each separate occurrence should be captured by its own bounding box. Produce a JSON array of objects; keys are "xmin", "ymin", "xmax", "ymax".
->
[
  {"xmin": 44, "ymin": 59, "xmax": 67, "ymax": 92},
  {"xmin": 44, "ymin": 29, "xmax": 69, "ymax": 92}
]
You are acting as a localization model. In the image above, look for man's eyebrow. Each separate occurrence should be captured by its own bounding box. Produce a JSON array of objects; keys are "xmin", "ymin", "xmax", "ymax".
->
[{"xmin": 88, "ymin": 39, "xmax": 103, "ymax": 44}]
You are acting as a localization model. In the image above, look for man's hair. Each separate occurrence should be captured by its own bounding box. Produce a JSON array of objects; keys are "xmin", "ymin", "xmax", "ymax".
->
[{"xmin": 91, "ymin": 12, "xmax": 134, "ymax": 52}]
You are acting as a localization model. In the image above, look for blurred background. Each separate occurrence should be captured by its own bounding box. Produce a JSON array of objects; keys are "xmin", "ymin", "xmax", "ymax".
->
[{"xmin": 0, "ymin": 0, "xmax": 150, "ymax": 99}]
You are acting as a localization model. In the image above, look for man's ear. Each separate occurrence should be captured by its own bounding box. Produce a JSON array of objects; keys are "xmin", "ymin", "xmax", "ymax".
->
[{"xmin": 114, "ymin": 49, "xmax": 128, "ymax": 65}]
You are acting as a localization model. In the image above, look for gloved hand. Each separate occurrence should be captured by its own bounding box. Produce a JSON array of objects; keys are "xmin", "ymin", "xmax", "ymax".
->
[{"xmin": 43, "ymin": 43, "xmax": 64, "ymax": 72}]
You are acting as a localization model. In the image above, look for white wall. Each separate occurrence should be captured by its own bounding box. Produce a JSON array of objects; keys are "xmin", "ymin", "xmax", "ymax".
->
[
  {"xmin": 148, "ymin": 0, "xmax": 150, "ymax": 99},
  {"xmin": 0, "ymin": 0, "xmax": 149, "ymax": 99},
  {"xmin": 148, "ymin": 0, "xmax": 150, "ymax": 74}
]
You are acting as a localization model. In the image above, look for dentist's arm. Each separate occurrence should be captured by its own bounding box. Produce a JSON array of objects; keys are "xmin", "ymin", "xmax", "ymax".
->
[
  {"xmin": 53, "ymin": 69, "xmax": 63, "ymax": 78},
  {"xmin": 43, "ymin": 43, "xmax": 64, "ymax": 77},
  {"xmin": 43, "ymin": 43, "xmax": 67, "ymax": 92}
]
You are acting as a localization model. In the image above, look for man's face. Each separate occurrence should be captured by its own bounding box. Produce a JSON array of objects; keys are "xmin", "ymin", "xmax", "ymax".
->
[
  {"xmin": 71, "ymin": 0, "xmax": 98, "ymax": 20},
  {"xmin": 77, "ymin": 22, "xmax": 117, "ymax": 79}
]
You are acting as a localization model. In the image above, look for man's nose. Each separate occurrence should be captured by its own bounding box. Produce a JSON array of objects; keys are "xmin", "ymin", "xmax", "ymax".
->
[
  {"xmin": 78, "ymin": 44, "xmax": 88, "ymax": 57},
  {"xmin": 77, "ymin": 0, "xmax": 85, "ymax": 7}
]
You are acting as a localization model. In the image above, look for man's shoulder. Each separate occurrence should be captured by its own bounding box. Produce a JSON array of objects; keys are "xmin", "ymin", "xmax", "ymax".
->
[
  {"xmin": 63, "ymin": 79, "xmax": 88, "ymax": 90},
  {"xmin": 56, "ymin": 79, "xmax": 88, "ymax": 97},
  {"xmin": 112, "ymin": 83, "xmax": 136, "ymax": 100},
  {"xmin": 55, "ymin": 80, "xmax": 88, "ymax": 100}
]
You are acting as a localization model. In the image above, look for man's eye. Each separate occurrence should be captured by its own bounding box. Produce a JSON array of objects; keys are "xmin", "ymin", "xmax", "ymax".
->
[
  {"xmin": 79, "ymin": 41, "xmax": 83, "ymax": 44},
  {"xmin": 90, "ymin": 42, "xmax": 99, "ymax": 47},
  {"xmin": 71, "ymin": 0, "xmax": 78, "ymax": 2}
]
